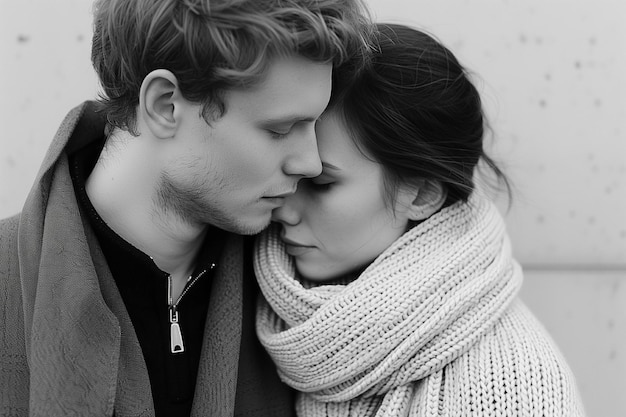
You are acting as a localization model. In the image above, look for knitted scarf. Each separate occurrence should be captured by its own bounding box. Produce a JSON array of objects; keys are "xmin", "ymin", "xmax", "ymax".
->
[{"xmin": 254, "ymin": 196, "xmax": 524, "ymax": 416}]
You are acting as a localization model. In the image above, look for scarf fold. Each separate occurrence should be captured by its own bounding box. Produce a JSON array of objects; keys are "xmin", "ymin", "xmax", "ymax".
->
[{"xmin": 254, "ymin": 195, "xmax": 523, "ymax": 416}]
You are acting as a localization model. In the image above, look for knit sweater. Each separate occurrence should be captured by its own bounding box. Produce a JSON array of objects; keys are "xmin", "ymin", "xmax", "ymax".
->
[{"xmin": 254, "ymin": 196, "xmax": 586, "ymax": 416}]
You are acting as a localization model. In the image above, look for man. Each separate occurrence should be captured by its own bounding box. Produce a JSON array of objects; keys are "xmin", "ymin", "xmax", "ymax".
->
[{"xmin": 0, "ymin": 0, "xmax": 370, "ymax": 415}]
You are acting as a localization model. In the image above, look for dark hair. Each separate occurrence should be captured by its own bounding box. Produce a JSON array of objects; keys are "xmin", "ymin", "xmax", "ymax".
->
[
  {"xmin": 328, "ymin": 23, "xmax": 510, "ymax": 208},
  {"xmin": 91, "ymin": 0, "xmax": 371, "ymax": 134}
]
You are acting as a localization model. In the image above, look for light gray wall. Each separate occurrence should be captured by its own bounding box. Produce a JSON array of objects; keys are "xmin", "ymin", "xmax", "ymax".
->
[
  {"xmin": 1, "ymin": 0, "xmax": 624, "ymax": 415},
  {"xmin": 366, "ymin": 3, "xmax": 626, "ymax": 414}
]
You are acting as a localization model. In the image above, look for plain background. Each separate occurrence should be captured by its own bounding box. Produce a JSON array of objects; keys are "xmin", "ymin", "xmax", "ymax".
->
[{"xmin": 1, "ymin": 0, "xmax": 625, "ymax": 415}]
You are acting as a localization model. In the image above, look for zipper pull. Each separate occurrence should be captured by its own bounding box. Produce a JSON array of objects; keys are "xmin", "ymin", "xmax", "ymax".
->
[{"xmin": 169, "ymin": 307, "xmax": 185, "ymax": 354}]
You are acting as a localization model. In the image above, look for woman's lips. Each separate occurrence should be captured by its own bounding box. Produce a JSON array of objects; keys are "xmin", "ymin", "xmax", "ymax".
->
[
  {"xmin": 284, "ymin": 243, "xmax": 314, "ymax": 257},
  {"xmin": 281, "ymin": 236, "xmax": 315, "ymax": 256}
]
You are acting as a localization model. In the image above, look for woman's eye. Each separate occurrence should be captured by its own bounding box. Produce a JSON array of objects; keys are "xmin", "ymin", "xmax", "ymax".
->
[
  {"xmin": 309, "ymin": 181, "xmax": 333, "ymax": 191},
  {"xmin": 269, "ymin": 130, "xmax": 289, "ymax": 139}
]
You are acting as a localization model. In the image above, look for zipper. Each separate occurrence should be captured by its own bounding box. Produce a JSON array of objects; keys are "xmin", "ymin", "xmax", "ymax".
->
[{"xmin": 167, "ymin": 263, "xmax": 216, "ymax": 354}]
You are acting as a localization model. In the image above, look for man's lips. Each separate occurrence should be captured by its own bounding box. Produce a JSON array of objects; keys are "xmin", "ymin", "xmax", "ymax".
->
[{"xmin": 266, "ymin": 187, "xmax": 298, "ymax": 199}]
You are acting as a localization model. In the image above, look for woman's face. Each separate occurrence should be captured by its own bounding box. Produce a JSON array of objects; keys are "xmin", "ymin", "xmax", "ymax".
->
[{"xmin": 271, "ymin": 112, "xmax": 412, "ymax": 281}]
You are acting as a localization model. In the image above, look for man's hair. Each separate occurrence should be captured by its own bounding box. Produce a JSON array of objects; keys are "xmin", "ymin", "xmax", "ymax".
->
[{"xmin": 91, "ymin": 0, "xmax": 371, "ymax": 133}]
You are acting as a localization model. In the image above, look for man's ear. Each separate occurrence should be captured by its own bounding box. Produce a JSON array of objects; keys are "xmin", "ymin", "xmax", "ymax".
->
[
  {"xmin": 399, "ymin": 179, "xmax": 447, "ymax": 221},
  {"xmin": 138, "ymin": 69, "xmax": 181, "ymax": 139}
]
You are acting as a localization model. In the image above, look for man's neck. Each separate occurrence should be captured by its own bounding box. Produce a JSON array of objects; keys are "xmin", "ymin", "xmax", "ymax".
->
[{"xmin": 85, "ymin": 137, "xmax": 207, "ymax": 299}]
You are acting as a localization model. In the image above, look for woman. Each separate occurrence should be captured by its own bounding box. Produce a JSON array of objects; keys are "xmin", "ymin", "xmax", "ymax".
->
[{"xmin": 254, "ymin": 23, "xmax": 585, "ymax": 416}]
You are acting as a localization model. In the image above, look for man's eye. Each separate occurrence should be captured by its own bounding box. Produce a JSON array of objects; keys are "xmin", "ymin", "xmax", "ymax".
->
[
  {"xmin": 269, "ymin": 130, "xmax": 289, "ymax": 139},
  {"xmin": 267, "ymin": 124, "xmax": 295, "ymax": 139}
]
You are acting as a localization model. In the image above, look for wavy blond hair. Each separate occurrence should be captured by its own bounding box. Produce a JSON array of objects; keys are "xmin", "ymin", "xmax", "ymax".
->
[{"xmin": 91, "ymin": 0, "xmax": 371, "ymax": 133}]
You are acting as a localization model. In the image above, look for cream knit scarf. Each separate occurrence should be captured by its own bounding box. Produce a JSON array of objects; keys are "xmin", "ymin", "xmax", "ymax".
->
[{"xmin": 254, "ymin": 196, "xmax": 523, "ymax": 416}]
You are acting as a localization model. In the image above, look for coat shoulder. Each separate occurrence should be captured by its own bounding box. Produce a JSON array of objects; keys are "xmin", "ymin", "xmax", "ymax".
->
[
  {"xmin": 0, "ymin": 213, "xmax": 29, "ymax": 416},
  {"xmin": 0, "ymin": 213, "xmax": 21, "ymax": 282}
]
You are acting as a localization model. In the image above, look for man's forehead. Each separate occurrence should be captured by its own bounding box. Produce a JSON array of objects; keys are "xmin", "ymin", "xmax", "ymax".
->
[
  {"xmin": 247, "ymin": 55, "xmax": 332, "ymax": 89},
  {"xmin": 224, "ymin": 56, "xmax": 332, "ymax": 120}
]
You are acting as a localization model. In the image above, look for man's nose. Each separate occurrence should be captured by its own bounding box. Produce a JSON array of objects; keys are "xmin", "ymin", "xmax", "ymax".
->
[{"xmin": 282, "ymin": 127, "xmax": 322, "ymax": 178}]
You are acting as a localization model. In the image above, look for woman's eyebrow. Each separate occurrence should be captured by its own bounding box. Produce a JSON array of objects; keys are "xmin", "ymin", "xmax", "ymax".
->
[
  {"xmin": 260, "ymin": 114, "xmax": 317, "ymax": 125},
  {"xmin": 322, "ymin": 161, "xmax": 341, "ymax": 171}
]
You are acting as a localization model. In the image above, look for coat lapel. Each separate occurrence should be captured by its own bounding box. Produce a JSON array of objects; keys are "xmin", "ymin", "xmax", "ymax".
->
[
  {"xmin": 192, "ymin": 234, "xmax": 243, "ymax": 416},
  {"xmin": 17, "ymin": 102, "xmax": 126, "ymax": 416},
  {"xmin": 86, "ymin": 224, "xmax": 155, "ymax": 416},
  {"xmin": 18, "ymin": 103, "xmax": 86, "ymax": 344},
  {"xmin": 22, "ymin": 154, "xmax": 122, "ymax": 416}
]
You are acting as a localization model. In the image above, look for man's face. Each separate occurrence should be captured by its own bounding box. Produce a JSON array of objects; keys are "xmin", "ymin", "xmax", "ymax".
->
[{"xmin": 158, "ymin": 55, "xmax": 332, "ymax": 234}]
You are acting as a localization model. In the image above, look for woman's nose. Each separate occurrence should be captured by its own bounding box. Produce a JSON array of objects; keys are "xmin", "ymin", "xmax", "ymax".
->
[{"xmin": 271, "ymin": 197, "xmax": 301, "ymax": 226}]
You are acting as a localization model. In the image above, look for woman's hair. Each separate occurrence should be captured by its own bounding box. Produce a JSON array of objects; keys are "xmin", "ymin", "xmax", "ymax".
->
[
  {"xmin": 328, "ymin": 23, "xmax": 510, "ymax": 208},
  {"xmin": 91, "ymin": 0, "xmax": 371, "ymax": 134}
]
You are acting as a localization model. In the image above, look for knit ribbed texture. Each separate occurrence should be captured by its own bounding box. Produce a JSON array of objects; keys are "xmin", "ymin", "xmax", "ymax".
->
[{"xmin": 254, "ymin": 196, "xmax": 586, "ymax": 416}]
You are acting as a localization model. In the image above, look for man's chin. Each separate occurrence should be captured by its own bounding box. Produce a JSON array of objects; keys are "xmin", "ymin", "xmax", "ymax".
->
[
  {"xmin": 243, "ymin": 219, "xmax": 273, "ymax": 236},
  {"xmin": 219, "ymin": 214, "xmax": 272, "ymax": 236}
]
